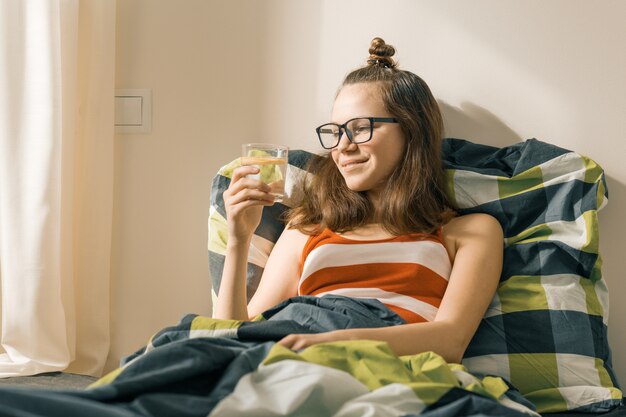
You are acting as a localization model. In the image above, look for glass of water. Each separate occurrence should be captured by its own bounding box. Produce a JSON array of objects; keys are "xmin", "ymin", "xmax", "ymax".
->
[{"xmin": 241, "ymin": 143, "xmax": 289, "ymax": 202}]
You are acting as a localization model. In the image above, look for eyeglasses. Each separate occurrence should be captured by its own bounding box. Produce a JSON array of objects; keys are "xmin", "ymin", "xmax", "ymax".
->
[{"xmin": 315, "ymin": 117, "xmax": 399, "ymax": 149}]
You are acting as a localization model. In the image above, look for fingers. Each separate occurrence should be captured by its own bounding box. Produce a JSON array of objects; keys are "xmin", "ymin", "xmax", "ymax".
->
[
  {"xmin": 225, "ymin": 166, "xmax": 274, "ymax": 204},
  {"xmin": 277, "ymin": 332, "xmax": 337, "ymax": 351},
  {"xmin": 277, "ymin": 334, "xmax": 315, "ymax": 351},
  {"xmin": 227, "ymin": 167, "xmax": 272, "ymax": 195},
  {"xmin": 277, "ymin": 334, "xmax": 299, "ymax": 350},
  {"xmin": 227, "ymin": 187, "xmax": 275, "ymax": 206},
  {"xmin": 230, "ymin": 165, "xmax": 264, "ymax": 185},
  {"xmin": 223, "ymin": 165, "xmax": 276, "ymax": 241},
  {"xmin": 228, "ymin": 202, "xmax": 274, "ymax": 225}
]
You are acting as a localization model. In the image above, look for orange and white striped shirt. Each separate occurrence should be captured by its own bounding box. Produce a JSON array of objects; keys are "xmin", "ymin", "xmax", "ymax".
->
[{"xmin": 298, "ymin": 228, "xmax": 452, "ymax": 324}]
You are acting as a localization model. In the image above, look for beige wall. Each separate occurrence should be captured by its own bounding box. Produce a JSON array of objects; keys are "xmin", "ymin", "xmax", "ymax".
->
[{"xmin": 112, "ymin": 0, "xmax": 626, "ymax": 386}]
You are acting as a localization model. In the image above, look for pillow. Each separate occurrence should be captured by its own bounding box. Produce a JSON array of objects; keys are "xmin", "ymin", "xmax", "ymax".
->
[
  {"xmin": 443, "ymin": 139, "xmax": 621, "ymax": 413},
  {"xmin": 208, "ymin": 138, "xmax": 622, "ymax": 413}
]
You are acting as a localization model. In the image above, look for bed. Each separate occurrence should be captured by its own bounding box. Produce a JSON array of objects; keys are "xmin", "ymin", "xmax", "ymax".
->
[{"xmin": 0, "ymin": 138, "xmax": 622, "ymax": 417}]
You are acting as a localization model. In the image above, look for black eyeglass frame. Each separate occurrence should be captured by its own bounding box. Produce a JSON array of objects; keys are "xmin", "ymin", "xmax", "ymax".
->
[{"xmin": 315, "ymin": 117, "xmax": 399, "ymax": 149}]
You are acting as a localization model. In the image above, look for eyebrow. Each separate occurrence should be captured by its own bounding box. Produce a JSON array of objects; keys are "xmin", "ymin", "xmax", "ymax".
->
[{"xmin": 329, "ymin": 116, "xmax": 370, "ymax": 124}]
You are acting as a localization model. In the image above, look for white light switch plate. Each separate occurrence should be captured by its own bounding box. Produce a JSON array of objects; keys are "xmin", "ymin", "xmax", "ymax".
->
[{"xmin": 115, "ymin": 89, "xmax": 152, "ymax": 134}]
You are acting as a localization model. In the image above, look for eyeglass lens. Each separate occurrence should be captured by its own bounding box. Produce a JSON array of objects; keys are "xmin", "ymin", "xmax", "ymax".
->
[{"xmin": 318, "ymin": 118, "xmax": 373, "ymax": 149}]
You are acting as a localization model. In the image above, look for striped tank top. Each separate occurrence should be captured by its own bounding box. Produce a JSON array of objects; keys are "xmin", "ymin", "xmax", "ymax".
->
[{"xmin": 298, "ymin": 228, "xmax": 452, "ymax": 324}]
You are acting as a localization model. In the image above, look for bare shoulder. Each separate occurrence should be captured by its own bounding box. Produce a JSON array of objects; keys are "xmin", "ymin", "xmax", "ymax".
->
[
  {"xmin": 441, "ymin": 213, "xmax": 503, "ymax": 261},
  {"xmin": 264, "ymin": 223, "xmax": 314, "ymax": 274},
  {"xmin": 281, "ymin": 223, "xmax": 312, "ymax": 242},
  {"xmin": 272, "ymin": 223, "xmax": 311, "ymax": 257},
  {"xmin": 444, "ymin": 213, "xmax": 502, "ymax": 236}
]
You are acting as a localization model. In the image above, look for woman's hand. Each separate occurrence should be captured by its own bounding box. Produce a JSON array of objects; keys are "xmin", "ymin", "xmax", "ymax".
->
[
  {"xmin": 223, "ymin": 165, "xmax": 275, "ymax": 242},
  {"xmin": 277, "ymin": 331, "xmax": 341, "ymax": 351}
]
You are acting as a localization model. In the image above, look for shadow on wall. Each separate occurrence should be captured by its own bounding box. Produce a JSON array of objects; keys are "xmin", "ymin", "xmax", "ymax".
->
[{"xmin": 439, "ymin": 101, "xmax": 522, "ymax": 147}]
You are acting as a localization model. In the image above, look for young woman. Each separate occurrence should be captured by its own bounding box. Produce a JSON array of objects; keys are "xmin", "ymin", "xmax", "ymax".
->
[{"xmin": 215, "ymin": 38, "xmax": 503, "ymax": 364}]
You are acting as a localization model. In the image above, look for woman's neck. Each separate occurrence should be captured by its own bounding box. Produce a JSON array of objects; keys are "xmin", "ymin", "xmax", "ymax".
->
[{"xmin": 366, "ymin": 189, "xmax": 384, "ymax": 221}]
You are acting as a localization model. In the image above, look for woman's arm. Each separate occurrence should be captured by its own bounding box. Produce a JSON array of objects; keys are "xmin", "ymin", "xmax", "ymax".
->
[
  {"xmin": 214, "ymin": 163, "xmax": 307, "ymax": 320},
  {"xmin": 246, "ymin": 226, "xmax": 308, "ymax": 318},
  {"xmin": 215, "ymin": 225, "xmax": 305, "ymax": 320},
  {"xmin": 278, "ymin": 213, "xmax": 503, "ymax": 363},
  {"xmin": 214, "ymin": 165, "xmax": 276, "ymax": 320}
]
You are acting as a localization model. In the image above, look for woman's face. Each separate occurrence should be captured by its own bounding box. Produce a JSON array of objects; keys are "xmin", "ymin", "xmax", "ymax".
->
[{"xmin": 330, "ymin": 83, "xmax": 406, "ymax": 198}]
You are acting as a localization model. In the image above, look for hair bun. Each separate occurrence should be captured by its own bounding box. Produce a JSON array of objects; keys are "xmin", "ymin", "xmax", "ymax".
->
[{"xmin": 367, "ymin": 37, "xmax": 396, "ymax": 69}]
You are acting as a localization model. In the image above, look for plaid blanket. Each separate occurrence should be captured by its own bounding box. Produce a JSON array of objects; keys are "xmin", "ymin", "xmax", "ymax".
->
[{"xmin": 0, "ymin": 296, "xmax": 539, "ymax": 417}]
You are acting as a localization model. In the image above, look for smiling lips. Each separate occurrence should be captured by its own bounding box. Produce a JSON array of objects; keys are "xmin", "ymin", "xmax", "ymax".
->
[{"xmin": 341, "ymin": 159, "xmax": 367, "ymax": 169}]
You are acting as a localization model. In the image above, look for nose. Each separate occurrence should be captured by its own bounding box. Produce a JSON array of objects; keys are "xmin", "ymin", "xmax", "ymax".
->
[{"xmin": 335, "ymin": 129, "xmax": 357, "ymax": 152}]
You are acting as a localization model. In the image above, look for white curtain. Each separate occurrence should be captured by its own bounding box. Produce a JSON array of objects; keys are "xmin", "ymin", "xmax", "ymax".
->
[{"xmin": 0, "ymin": 0, "xmax": 115, "ymax": 377}]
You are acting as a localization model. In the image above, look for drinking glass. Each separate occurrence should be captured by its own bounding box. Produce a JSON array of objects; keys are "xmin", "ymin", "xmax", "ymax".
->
[{"xmin": 241, "ymin": 143, "xmax": 289, "ymax": 202}]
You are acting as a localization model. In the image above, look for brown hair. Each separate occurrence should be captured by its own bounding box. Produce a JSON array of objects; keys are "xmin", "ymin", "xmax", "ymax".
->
[{"xmin": 287, "ymin": 37, "xmax": 456, "ymax": 235}]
